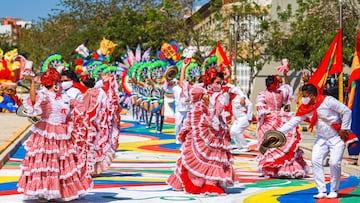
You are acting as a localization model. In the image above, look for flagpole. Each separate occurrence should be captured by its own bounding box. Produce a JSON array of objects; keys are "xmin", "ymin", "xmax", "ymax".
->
[
  {"xmin": 338, "ymin": 0, "xmax": 344, "ymax": 103},
  {"xmin": 234, "ymin": 23, "xmax": 238, "ymax": 86}
]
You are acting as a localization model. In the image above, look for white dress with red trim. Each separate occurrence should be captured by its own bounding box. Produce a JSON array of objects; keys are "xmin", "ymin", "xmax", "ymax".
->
[
  {"xmin": 103, "ymin": 75, "xmax": 121, "ymax": 158},
  {"xmin": 17, "ymin": 87, "xmax": 92, "ymax": 201},
  {"xmin": 256, "ymin": 89, "xmax": 308, "ymax": 178},
  {"xmin": 71, "ymin": 76, "xmax": 121, "ymax": 175},
  {"xmin": 70, "ymin": 87, "xmax": 113, "ymax": 176},
  {"xmin": 167, "ymin": 100, "xmax": 234, "ymax": 195}
]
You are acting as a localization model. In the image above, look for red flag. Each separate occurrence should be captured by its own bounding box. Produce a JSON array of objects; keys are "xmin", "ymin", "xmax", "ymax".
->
[
  {"xmin": 308, "ymin": 29, "xmax": 343, "ymax": 93},
  {"xmin": 347, "ymin": 31, "xmax": 360, "ymax": 109},
  {"xmin": 208, "ymin": 41, "xmax": 231, "ymax": 67},
  {"xmin": 348, "ymin": 31, "xmax": 360, "ymax": 88}
]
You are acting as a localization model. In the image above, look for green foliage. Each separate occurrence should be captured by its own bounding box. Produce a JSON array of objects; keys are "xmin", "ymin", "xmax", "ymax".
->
[
  {"xmin": 17, "ymin": 0, "xmax": 197, "ymax": 73},
  {"xmin": 266, "ymin": 0, "xmax": 360, "ymax": 72}
]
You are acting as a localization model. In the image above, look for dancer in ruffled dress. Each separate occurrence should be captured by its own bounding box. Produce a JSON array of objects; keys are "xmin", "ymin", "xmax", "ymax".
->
[
  {"xmin": 76, "ymin": 72, "xmax": 121, "ymax": 174},
  {"xmin": 70, "ymin": 74, "xmax": 115, "ymax": 176},
  {"xmin": 17, "ymin": 68, "xmax": 92, "ymax": 202},
  {"xmin": 256, "ymin": 75, "xmax": 308, "ymax": 178},
  {"xmin": 100, "ymin": 72, "xmax": 121, "ymax": 154},
  {"xmin": 167, "ymin": 66, "xmax": 234, "ymax": 194}
]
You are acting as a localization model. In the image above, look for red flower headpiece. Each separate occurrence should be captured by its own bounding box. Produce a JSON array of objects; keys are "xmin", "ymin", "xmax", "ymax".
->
[
  {"xmin": 202, "ymin": 68, "xmax": 217, "ymax": 87},
  {"xmin": 41, "ymin": 68, "xmax": 60, "ymax": 87}
]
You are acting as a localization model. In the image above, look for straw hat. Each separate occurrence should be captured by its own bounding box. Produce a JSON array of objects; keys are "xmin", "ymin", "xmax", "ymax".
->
[{"xmin": 259, "ymin": 130, "xmax": 286, "ymax": 154}]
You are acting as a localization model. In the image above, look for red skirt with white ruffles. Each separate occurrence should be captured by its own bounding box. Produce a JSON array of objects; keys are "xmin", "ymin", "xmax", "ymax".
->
[
  {"xmin": 256, "ymin": 111, "xmax": 308, "ymax": 178},
  {"xmin": 167, "ymin": 102, "xmax": 234, "ymax": 195},
  {"xmin": 17, "ymin": 121, "xmax": 93, "ymax": 201}
]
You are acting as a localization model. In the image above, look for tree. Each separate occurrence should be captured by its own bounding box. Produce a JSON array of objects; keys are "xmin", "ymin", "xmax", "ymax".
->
[
  {"xmin": 222, "ymin": 0, "xmax": 272, "ymax": 97},
  {"xmin": 18, "ymin": 0, "xmax": 200, "ymax": 72},
  {"xmin": 266, "ymin": 0, "xmax": 360, "ymax": 72}
]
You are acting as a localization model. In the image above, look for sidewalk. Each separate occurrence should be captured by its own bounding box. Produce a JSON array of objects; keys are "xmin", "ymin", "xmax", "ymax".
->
[{"xmin": 0, "ymin": 114, "xmax": 31, "ymax": 168}]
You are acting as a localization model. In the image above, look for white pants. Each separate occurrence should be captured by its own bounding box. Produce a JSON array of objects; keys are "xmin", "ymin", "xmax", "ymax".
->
[
  {"xmin": 230, "ymin": 117, "xmax": 250, "ymax": 149},
  {"xmin": 312, "ymin": 135, "xmax": 345, "ymax": 193},
  {"xmin": 175, "ymin": 111, "xmax": 188, "ymax": 136}
]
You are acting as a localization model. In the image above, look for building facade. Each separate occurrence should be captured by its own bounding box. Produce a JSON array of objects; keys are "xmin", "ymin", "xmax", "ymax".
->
[
  {"xmin": 0, "ymin": 17, "xmax": 31, "ymax": 45},
  {"xmin": 186, "ymin": 0, "xmax": 304, "ymax": 111}
]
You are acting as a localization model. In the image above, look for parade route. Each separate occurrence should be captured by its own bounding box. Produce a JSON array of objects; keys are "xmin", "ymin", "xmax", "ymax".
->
[{"xmin": 0, "ymin": 113, "xmax": 359, "ymax": 203}]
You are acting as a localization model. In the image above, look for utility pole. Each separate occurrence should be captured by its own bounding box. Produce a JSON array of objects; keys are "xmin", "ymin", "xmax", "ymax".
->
[
  {"xmin": 338, "ymin": 0, "xmax": 344, "ymax": 103},
  {"xmin": 234, "ymin": 21, "xmax": 238, "ymax": 86}
]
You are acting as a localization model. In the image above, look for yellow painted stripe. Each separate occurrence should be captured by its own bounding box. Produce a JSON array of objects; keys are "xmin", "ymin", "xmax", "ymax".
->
[
  {"xmin": 0, "ymin": 176, "xmax": 20, "ymax": 183},
  {"xmin": 243, "ymin": 182, "xmax": 316, "ymax": 203},
  {"xmin": 149, "ymin": 129, "xmax": 175, "ymax": 134}
]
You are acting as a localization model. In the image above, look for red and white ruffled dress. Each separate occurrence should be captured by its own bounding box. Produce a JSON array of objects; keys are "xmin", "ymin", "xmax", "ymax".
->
[
  {"xmin": 167, "ymin": 98, "xmax": 234, "ymax": 195},
  {"xmin": 256, "ymin": 89, "xmax": 308, "ymax": 178},
  {"xmin": 70, "ymin": 75, "xmax": 121, "ymax": 176},
  {"xmin": 17, "ymin": 87, "xmax": 92, "ymax": 201}
]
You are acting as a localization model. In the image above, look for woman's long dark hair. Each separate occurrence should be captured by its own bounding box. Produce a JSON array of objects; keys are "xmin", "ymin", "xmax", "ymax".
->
[{"xmin": 265, "ymin": 75, "xmax": 275, "ymax": 88}]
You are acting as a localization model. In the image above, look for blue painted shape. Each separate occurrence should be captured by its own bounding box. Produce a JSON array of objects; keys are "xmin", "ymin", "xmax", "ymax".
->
[
  {"xmin": 93, "ymin": 180, "xmax": 163, "ymax": 185},
  {"xmin": 11, "ymin": 145, "xmax": 26, "ymax": 159},
  {"xmin": 0, "ymin": 182, "xmax": 17, "ymax": 192},
  {"xmin": 159, "ymin": 143, "xmax": 181, "ymax": 150},
  {"xmin": 277, "ymin": 176, "xmax": 360, "ymax": 203}
]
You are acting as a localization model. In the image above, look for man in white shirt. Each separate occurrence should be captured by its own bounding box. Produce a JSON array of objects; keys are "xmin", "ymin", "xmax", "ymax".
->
[
  {"xmin": 277, "ymin": 84, "xmax": 351, "ymax": 199},
  {"xmin": 170, "ymin": 80, "xmax": 191, "ymax": 137},
  {"xmin": 229, "ymin": 86, "xmax": 253, "ymax": 153}
]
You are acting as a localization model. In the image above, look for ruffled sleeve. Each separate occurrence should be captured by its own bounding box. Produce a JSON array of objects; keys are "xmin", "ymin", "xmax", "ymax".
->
[
  {"xmin": 22, "ymin": 89, "xmax": 46, "ymax": 116},
  {"xmin": 256, "ymin": 90, "xmax": 270, "ymax": 118},
  {"xmin": 280, "ymin": 84, "xmax": 293, "ymax": 105},
  {"xmin": 177, "ymin": 112, "xmax": 191, "ymax": 143}
]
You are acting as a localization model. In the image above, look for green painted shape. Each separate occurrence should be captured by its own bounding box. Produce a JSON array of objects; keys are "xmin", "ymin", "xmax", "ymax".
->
[
  {"xmin": 340, "ymin": 183, "xmax": 360, "ymax": 203},
  {"xmin": 4, "ymin": 162, "xmax": 20, "ymax": 166},
  {"xmin": 244, "ymin": 179, "xmax": 312, "ymax": 188}
]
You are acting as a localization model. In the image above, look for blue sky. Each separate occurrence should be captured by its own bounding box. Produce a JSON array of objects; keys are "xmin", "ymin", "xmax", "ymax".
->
[
  {"xmin": 0, "ymin": 0, "xmax": 209, "ymax": 22},
  {"xmin": 0, "ymin": 0, "xmax": 61, "ymax": 22}
]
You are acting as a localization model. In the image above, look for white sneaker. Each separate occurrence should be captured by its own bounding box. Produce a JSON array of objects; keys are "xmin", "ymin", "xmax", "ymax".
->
[
  {"xmin": 313, "ymin": 192, "xmax": 327, "ymax": 199},
  {"xmin": 327, "ymin": 192, "xmax": 338, "ymax": 199}
]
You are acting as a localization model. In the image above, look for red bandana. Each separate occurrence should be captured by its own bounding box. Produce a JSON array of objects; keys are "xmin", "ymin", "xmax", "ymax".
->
[
  {"xmin": 296, "ymin": 94, "xmax": 326, "ymax": 131},
  {"xmin": 72, "ymin": 82, "xmax": 87, "ymax": 94}
]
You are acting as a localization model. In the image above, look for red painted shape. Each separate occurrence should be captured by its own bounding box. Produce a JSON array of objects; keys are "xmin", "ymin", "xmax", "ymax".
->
[{"xmin": 139, "ymin": 145, "xmax": 180, "ymax": 154}]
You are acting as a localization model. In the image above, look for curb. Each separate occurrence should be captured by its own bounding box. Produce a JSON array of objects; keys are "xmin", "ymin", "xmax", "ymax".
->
[{"xmin": 0, "ymin": 122, "xmax": 32, "ymax": 168}]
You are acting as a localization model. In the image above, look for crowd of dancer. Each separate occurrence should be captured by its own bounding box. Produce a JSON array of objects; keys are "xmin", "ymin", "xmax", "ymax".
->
[
  {"xmin": 165, "ymin": 59, "xmax": 353, "ymax": 199},
  {"xmin": 14, "ymin": 40, "xmax": 355, "ymax": 201},
  {"xmin": 17, "ymin": 66, "xmax": 121, "ymax": 202}
]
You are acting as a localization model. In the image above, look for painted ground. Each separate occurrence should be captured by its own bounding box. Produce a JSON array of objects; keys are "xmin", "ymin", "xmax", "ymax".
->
[{"xmin": 0, "ymin": 117, "xmax": 359, "ymax": 203}]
